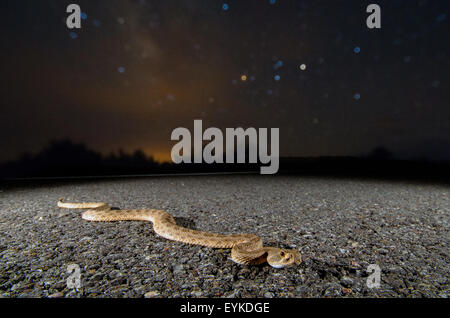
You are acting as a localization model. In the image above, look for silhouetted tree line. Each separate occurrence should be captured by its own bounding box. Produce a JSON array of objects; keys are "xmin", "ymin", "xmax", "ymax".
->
[
  {"xmin": 0, "ymin": 140, "xmax": 448, "ymax": 182},
  {"xmin": 0, "ymin": 140, "xmax": 156, "ymax": 178},
  {"xmin": 0, "ymin": 139, "xmax": 259, "ymax": 179}
]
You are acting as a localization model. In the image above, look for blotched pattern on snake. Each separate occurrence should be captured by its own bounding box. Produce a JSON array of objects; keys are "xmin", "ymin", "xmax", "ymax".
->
[{"xmin": 57, "ymin": 199, "xmax": 301, "ymax": 268}]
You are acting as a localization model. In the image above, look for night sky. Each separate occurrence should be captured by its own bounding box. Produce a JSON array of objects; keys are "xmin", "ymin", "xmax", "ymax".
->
[{"xmin": 1, "ymin": 0, "xmax": 449, "ymax": 163}]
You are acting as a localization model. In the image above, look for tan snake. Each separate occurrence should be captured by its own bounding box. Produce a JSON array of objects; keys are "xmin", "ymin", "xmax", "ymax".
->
[{"xmin": 57, "ymin": 199, "xmax": 301, "ymax": 268}]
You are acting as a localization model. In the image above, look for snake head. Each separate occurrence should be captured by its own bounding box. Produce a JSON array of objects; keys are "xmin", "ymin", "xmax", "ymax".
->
[{"xmin": 267, "ymin": 249, "xmax": 302, "ymax": 268}]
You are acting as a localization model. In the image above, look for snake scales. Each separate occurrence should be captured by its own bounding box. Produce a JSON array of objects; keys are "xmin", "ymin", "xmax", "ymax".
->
[{"xmin": 57, "ymin": 199, "xmax": 301, "ymax": 268}]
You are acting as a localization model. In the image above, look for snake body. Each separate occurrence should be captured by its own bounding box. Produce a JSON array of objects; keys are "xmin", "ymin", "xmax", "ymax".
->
[{"xmin": 57, "ymin": 199, "xmax": 301, "ymax": 268}]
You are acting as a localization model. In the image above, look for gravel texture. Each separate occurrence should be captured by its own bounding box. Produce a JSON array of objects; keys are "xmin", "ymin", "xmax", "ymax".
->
[{"xmin": 0, "ymin": 175, "xmax": 448, "ymax": 298}]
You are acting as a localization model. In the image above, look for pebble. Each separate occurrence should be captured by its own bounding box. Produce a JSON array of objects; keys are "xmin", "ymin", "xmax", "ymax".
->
[
  {"xmin": 0, "ymin": 176, "xmax": 447, "ymax": 298},
  {"xmin": 340, "ymin": 277, "xmax": 354, "ymax": 288},
  {"xmin": 144, "ymin": 291, "xmax": 160, "ymax": 298},
  {"xmin": 378, "ymin": 248, "xmax": 389, "ymax": 255},
  {"xmin": 173, "ymin": 264, "xmax": 185, "ymax": 275}
]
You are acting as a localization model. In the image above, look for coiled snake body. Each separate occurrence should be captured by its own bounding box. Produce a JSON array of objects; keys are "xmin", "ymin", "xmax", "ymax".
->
[{"xmin": 57, "ymin": 199, "xmax": 301, "ymax": 268}]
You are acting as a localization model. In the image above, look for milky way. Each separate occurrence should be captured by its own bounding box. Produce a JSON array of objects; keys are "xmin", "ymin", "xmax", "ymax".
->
[{"xmin": 1, "ymin": 0, "xmax": 449, "ymax": 162}]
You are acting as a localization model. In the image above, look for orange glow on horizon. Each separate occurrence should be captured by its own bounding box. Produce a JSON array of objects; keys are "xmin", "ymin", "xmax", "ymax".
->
[{"xmin": 145, "ymin": 149, "xmax": 172, "ymax": 163}]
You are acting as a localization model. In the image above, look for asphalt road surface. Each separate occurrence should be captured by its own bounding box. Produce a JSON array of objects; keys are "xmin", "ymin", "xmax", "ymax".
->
[{"xmin": 0, "ymin": 175, "xmax": 448, "ymax": 297}]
